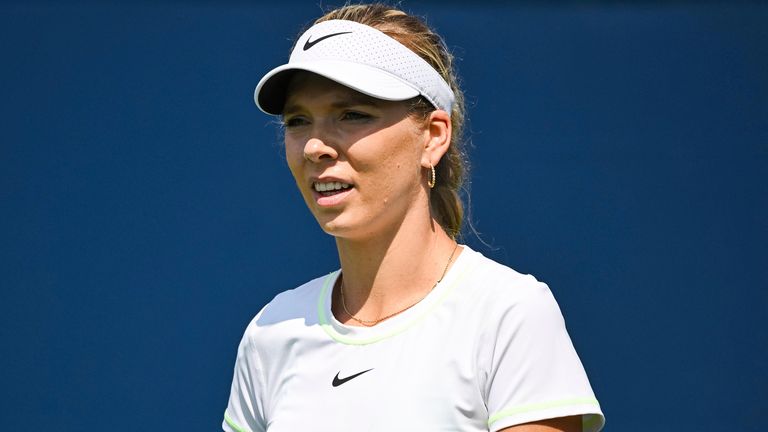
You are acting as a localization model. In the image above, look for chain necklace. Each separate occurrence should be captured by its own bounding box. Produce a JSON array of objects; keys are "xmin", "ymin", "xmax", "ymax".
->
[{"xmin": 339, "ymin": 243, "xmax": 459, "ymax": 327}]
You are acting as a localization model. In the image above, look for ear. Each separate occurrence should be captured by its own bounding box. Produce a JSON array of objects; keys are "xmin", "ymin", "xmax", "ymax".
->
[{"xmin": 420, "ymin": 109, "xmax": 452, "ymax": 168}]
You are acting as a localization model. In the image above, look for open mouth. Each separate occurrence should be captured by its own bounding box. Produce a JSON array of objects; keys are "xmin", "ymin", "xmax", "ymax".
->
[{"xmin": 313, "ymin": 181, "xmax": 352, "ymax": 197}]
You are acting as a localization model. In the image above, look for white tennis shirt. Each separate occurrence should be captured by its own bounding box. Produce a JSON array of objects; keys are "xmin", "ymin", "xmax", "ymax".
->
[{"xmin": 223, "ymin": 246, "xmax": 604, "ymax": 431}]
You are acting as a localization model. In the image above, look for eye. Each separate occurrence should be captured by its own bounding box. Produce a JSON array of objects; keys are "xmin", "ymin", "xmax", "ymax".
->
[
  {"xmin": 340, "ymin": 111, "xmax": 372, "ymax": 121},
  {"xmin": 283, "ymin": 116, "xmax": 309, "ymax": 128}
]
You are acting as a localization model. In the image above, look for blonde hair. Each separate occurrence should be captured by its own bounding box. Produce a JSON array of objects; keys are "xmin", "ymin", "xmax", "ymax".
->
[{"xmin": 313, "ymin": 3, "xmax": 469, "ymax": 239}]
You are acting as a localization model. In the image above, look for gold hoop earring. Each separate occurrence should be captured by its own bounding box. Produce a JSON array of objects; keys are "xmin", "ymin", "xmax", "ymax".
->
[{"xmin": 427, "ymin": 163, "xmax": 436, "ymax": 189}]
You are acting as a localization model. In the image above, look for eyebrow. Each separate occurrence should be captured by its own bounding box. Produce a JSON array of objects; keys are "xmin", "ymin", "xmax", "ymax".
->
[{"xmin": 283, "ymin": 94, "xmax": 382, "ymax": 115}]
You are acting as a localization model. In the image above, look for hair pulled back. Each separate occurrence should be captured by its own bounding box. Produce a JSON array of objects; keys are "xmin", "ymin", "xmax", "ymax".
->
[{"xmin": 314, "ymin": 3, "xmax": 468, "ymax": 239}]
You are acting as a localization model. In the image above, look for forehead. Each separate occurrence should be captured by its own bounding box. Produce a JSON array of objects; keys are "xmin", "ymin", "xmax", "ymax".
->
[{"xmin": 284, "ymin": 72, "xmax": 390, "ymax": 111}]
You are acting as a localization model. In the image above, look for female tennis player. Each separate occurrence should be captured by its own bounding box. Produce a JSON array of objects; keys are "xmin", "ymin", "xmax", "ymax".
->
[{"xmin": 223, "ymin": 4, "xmax": 604, "ymax": 431}]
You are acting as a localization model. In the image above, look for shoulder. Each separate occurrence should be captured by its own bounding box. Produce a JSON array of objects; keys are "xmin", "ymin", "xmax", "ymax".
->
[
  {"xmin": 461, "ymin": 249, "xmax": 556, "ymax": 311},
  {"xmin": 454, "ymin": 248, "xmax": 568, "ymax": 339},
  {"xmin": 239, "ymin": 272, "xmax": 335, "ymax": 349}
]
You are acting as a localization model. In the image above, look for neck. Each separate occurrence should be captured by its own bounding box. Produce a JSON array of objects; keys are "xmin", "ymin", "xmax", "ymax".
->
[{"xmin": 333, "ymin": 211, "xmax": 460, "ymax": 326}]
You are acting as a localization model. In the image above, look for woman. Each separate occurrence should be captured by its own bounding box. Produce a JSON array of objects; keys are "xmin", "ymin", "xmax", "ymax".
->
[{"xmin": 223, "ymin": 4, "xmax": 604, "ymax": 432}]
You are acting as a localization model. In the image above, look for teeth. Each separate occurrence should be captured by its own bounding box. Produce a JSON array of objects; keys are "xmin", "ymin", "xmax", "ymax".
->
[{"xmin": 314, "ymin": 182, "xmax": 350, "ymax": 192}]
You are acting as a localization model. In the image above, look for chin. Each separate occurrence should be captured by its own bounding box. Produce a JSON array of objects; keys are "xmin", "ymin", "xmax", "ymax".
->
[
  {"xmin": 318, "ymin": 219, "xmax": 353, "ymax": 238},
  {"xmin": 314, "ymin": 214, "xmax": 370, "ymax": 240},
  {"xmin": 312, "ymin": 212, "xmax": 347, "ymax": 236}
]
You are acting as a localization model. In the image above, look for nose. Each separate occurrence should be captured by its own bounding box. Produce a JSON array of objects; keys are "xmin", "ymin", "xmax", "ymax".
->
[{"xmin": 303, "ymin": 136, "xmax": 338, "ymax": 163}]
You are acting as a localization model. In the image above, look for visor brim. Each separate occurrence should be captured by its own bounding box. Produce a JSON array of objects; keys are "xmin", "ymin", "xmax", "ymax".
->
[{"xmin": 254, "ymin": 60, "xmax": 421, "ymax": 115}]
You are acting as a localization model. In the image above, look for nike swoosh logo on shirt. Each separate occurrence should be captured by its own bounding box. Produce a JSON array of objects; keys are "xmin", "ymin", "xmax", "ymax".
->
[
  {"xmin": 303, "ymin": 31, "xmax": 353, "ymax": 51},
  {"xmin": 332, "ymin": 368, "xmax": 373, "ymax": 387}
]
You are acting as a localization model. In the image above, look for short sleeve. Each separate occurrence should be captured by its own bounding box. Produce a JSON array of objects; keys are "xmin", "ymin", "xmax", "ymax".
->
[
  {"xmin": 481, "ymin": 281, "xmax": 605, "ymax": 432},
  {"xmin": 222, "ymin": 332, "xmax": 267, "ymax": 432}
]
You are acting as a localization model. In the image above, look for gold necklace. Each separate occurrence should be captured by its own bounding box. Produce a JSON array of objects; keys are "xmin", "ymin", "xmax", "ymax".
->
[{"xmin": 339, "ymin": 243, "xmax": 459, "ymax": 327}]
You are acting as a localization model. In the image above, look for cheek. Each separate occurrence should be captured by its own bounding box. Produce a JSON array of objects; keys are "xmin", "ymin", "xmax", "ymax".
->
[
  {"xmin": 365, "ymin": 136, "xmax": 422, "ymax": 192},
  {"xmin": 284, "ymin": 139, "xmax": 305, "ymax": 177}
]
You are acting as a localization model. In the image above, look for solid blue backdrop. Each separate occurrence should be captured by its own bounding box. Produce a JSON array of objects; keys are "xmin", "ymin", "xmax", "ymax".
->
[{"xmin": 1, "ymin": 1, "xmax": 766, "ymax": 431}]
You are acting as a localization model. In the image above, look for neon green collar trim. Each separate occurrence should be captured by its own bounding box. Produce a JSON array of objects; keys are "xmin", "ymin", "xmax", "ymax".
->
[{"xmin": 316, "ymin": 261, "xmax": 473, "ymax": 345}]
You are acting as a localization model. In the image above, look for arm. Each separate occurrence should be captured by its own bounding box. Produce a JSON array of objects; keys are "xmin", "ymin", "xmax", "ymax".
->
[
  {"xmin": 500, "ymin": 415, "xmax": 582, "ymax": 432},
  {"xmin": 481, "ymin": 280, "xmax": 603, "ymax": 432}
]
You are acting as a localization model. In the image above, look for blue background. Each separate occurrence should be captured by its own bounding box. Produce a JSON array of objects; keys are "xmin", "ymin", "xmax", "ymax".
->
[{"xmin": 1, "ymin": 1, "xmax": 766, "ymax": 431}]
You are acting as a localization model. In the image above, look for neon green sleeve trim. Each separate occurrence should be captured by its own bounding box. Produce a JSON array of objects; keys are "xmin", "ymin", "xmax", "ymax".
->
[
  {"xmin": 224, "ymin": 412, "xmax": 249, "ymax": 432},
  {"xmin": 488, "ymin": 397, "xmax": 601, "ymax": 425},
  {"xmin": 583, "ymin": 413, "xmax": 604, "ymax": 430}
]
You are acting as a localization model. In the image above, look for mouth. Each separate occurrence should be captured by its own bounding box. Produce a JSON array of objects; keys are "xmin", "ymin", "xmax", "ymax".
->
[
  {"xmin": 311, "ymin": 180, "xmax": 354, "ymax": 207},
  {"xmin": 313, "ymin": 181, "xmax": 353, "ymax": 197}
]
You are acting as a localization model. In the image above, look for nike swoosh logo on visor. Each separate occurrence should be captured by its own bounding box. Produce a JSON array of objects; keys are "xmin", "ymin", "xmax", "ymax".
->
[
  {"xmin": 332, "ymin": 368, "xmax": 373, "ymax": 387},
  {"xmin": 303, "ymin": 31, "xmax": 353, "ymax": 51}
]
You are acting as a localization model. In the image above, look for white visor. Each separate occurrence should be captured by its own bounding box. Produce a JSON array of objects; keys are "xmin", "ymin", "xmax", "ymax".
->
[{"xmin": 254, "ymin": 20, "xmax": 455, "ymax": 115}]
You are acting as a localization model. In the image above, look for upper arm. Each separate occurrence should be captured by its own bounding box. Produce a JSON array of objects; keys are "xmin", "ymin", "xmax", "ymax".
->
[
  {"xmin": 499, "ymin": 415, "xmax": 582, "ymax": 432},
  {"xmin": 222, "ymin": 324, "xmax": 268, "ymax": 432},
  {"xmin": 481, "ymin": 281, "xmax": 604, "ymax": 431}
]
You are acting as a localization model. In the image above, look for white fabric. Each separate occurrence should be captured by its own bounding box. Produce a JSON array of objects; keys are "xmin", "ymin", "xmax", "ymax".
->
[
  {"xmin": 222, "ymin": 246, "xmax": 605, "ymax": 432},
  {"xmin": 254, "ymin": 20, "xmax": 455, "ymax": 115}
]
